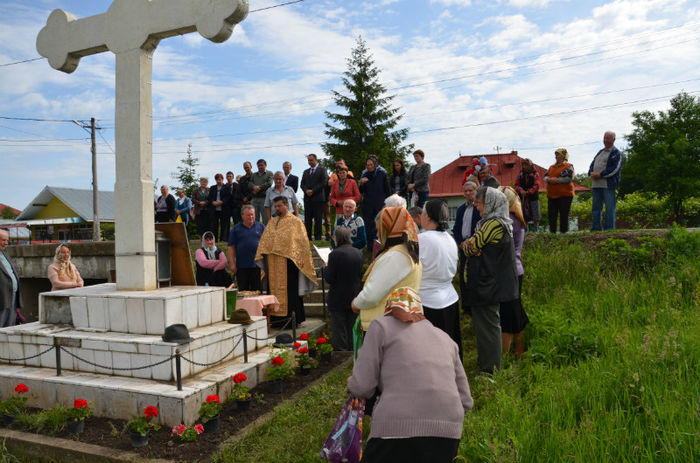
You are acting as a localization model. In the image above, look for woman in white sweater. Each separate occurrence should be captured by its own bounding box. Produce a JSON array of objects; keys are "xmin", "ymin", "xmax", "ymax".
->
[
  {"xmin": 418, "ymin": 199, "xmax": 462, "ymax": 360},
  {"xmin": 349, "ymin": 287, "xmax": 472, "ymax": 463}
]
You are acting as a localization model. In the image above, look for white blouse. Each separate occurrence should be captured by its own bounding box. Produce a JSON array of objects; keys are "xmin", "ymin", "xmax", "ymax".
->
[{"xmin": 418, "ymin": 230, "xmax": 459, "ymax": 309}]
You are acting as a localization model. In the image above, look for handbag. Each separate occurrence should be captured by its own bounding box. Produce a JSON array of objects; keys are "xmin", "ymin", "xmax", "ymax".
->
[{"xmin": 320, "ymin": 396, "xmax": 365, "ymax": 463}]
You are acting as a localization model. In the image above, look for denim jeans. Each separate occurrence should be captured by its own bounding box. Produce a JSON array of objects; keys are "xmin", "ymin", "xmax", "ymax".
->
[{"xmin": 592, "ymin": 188, "xmax": 617, "ymax": 231}]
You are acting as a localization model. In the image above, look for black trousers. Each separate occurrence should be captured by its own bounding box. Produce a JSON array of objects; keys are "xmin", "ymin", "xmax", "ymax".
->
[
  {"xmin": 329, "ymin": 310, "xmax": 357, "ymax": 351},
  {"xmin": 304, "ymin": 200, "xmax": 324, "ymax": 240},
  {"xmin": 363, "ymin": 437, "xmax": 460, "ymax": 463},
  {"xmin": 424, "ymin": 301, "xmax": 463, "ymax": 361},
  {"xmin": 210, "ymin": 210, "xmax": 225, "ymax": 241},
  {"xmin": 548, "ymin": 196, "xmax": 573, "ymax": 233},
  {"xmin": 195, "ymin": 210, "xmax": 210, "ymax": 237},
  {"xmin": 236, "ymin": 267, "xmax": 261, "ymax": 291}
]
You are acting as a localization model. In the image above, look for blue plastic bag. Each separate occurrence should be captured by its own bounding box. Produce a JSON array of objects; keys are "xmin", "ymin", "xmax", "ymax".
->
[{"xmin": 320, "ymin": 397, "xmax": 365, "ymax": 463}]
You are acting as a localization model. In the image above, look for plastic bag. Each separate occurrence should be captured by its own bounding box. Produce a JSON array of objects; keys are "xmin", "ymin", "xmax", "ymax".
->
[{"xmin": 320, "ymin": 396, "xmax": 365, "ymax": 463}]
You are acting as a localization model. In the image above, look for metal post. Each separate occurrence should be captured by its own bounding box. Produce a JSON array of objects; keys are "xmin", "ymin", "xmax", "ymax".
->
[
  {"xmin": 54, "ymin": 338, "xmax": 61, "ymax": 376},
  {"xmin": 175, "ymin": 349, "xmax": 182, "ymax": 391},
  {"xmin": 90, "ymin": 117, "xmax": 100, "ymax": 241},
  {"xmin": 292, "ymin": 312, "xmax": 297, "ymax": 340},
  {"xmin": 321, "ymin": 268, "xmax": 327, "ymax": 320},
  {"xmin": 242, "ymin": 329, "xmax": 248, "ymax": 363}
]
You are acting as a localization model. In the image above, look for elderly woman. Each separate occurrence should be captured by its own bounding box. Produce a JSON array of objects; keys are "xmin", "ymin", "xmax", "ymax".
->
[
  {"xmin": 195, "ymin": 231, "xmax": 233, "ymax": 287},
  {"xmin": 544, "ymin": 148, "xmax": 575, "ymax": 233},
  {"xmin": 351, "ymin": 207, "xmax": 422, "ymax": 355},
  {"xmin": 331, "ymin": 199, "xmax": 366, "ymax": 250},
  {"xmin": 462, "ymin": 187, "xmax": 519, "ymax": 374},
  {"xmin": 155, "ymin": 185, "xmax": 177, "ymax": 223},
  {"xmin": 48, "ymin": 244, "xmax": 84, "ymax": 291},
  {"xmin": 323, "ymin": 227, "xmax": 364, "ymax": 351},
  {"xmin": 419, "ymin": 199, "xmax": 462, "ymax": 360},
  {"xmin": 498, "ymin": 186, "xmax": 530, "ymax": 358},
  {"xmin": 348, "ymin": 287, "xmax": 473, "ymax": 463},
  {"xmin": 329, "ymin": 167, "xmax": 361, "ymax": 215},
  {"xmin": 359, "ymin": 156, "xmax": 390, "ymax": 252}
]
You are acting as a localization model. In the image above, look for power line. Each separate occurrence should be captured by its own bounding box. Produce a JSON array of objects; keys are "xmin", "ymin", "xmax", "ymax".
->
[
  {"xmin": 0, "ymin": 57, "xmax": 43, "ymax": 67},
  {"xmin": 0, "ymin": 115, "xmax": 74, "ymax": 122}
]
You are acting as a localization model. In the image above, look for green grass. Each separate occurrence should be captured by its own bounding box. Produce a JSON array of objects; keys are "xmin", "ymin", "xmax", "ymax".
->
[{"xmin": 217, "ymin": 227, "xmax": 700, "ymax": 462}]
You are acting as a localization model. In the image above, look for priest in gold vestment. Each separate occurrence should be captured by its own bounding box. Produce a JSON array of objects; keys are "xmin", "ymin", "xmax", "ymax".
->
[{"xmin": 255, "ymin": 196, "xmax": 319, "ymax": 326}]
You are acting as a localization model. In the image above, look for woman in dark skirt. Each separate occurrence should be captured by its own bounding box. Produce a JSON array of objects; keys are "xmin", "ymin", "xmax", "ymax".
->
[{"xmin": 498, "ymin": 186, "xmax": 530, "ymax": 358}]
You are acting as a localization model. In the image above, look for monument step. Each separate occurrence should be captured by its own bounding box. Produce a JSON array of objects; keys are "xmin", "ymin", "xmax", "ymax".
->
[{"xmin": 0, "ymin": 317, "xmax": 268, "ymax": 381}]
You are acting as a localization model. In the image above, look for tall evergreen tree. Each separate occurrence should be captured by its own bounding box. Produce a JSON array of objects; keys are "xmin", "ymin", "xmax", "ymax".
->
[
  {"xmin": 322, "ymin": 37, "xmax": 413, "ymax": 175},
  {"xmin": 171, "ymin": 143, "xmax": 199, "ymax": 195}
]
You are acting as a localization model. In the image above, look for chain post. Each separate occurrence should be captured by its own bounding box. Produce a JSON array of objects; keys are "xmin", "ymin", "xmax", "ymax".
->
[
  {"xmin": 54, "ymin": 338, "xmax": 61, "ymax": 376},
  {"xmin": 175, "ymin": 349, "xmax": 182, "ymax": 391},
  {"xmin": 243, "ymin": 329, "xmax": 248, "ymax": 363},
  {"xmin": 292, "ymin": 312, "xmax": 297, "ymax": 340}
]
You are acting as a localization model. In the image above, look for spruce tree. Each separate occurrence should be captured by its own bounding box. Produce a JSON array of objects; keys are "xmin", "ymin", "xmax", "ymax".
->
[
  {"xmin": 322, "ymin": 37, "xmax": 412, "ymax": 175},
  {"xmin": 171, "ymin": 143, "xmax": 199, "ymax": 195}
]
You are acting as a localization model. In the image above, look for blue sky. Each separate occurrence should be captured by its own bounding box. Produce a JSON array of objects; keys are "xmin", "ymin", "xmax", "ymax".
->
[{"xmin": 1, "ymin": 0, "xmax": 698, "ymax": 211}]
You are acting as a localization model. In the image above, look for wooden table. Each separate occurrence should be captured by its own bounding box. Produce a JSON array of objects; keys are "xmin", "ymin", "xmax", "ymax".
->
[{"xmin": 237, "ymin": 295, "xmax": 280, "ymax": 332}]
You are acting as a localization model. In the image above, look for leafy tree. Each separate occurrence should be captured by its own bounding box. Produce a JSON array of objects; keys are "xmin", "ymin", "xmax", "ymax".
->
[
  {"xmin": 1, "ymin": 207, "xmax": 17, "ymax": 219},
  {"xmin": 322, "ymin": 37, "xmax": 413, "ymax": 175},
  {"xmin": 621, "ymin": 92, "xmax": 700, "ymax": 220},
  {"xmin": 171, "ymin": 143, "xmax": 199, "ymax": 195}
]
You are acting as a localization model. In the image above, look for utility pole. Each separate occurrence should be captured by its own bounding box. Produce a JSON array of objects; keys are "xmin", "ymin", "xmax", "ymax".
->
[{"xmin": 72, "ymin": 118, "xmax": 101, "ymax": 241}]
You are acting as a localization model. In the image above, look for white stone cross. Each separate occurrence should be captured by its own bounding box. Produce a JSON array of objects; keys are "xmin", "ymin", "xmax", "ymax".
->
[{"xmin": 37, "ymin": 0, "xmax": 248, "ymax": 290}]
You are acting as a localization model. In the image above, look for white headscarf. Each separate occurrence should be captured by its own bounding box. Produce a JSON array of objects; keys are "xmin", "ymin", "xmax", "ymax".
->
[
  {"xmin": 201, "ymin": 231, "xmax": 218, "ymax": 260},
  {"xmin": 475, "ymin": 187, "xmax": 513, "ymax": 237},
  {"xmin": 53, "ymin": 244, "xmax": 76, "ymax": 279}
]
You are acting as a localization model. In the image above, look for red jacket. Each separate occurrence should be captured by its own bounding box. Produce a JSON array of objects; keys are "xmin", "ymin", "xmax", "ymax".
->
[{"xmin": 329, "ymin": 178, "xmax": 361, "ymax": 214}]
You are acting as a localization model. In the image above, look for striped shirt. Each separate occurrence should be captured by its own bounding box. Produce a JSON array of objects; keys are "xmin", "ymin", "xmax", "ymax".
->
[{"xmin": 462, "ymin": 220, "xmax": 504, "ymax": 256}]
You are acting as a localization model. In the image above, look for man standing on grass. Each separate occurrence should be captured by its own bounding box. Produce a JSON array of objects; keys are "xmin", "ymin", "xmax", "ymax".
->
[
  {"xmin": 588, "ymin": 131, "xmax": 622, "ymax": 231},
  {"xmin": 228, "ymin": 205, "xmax": 265, "ymax": 291}
]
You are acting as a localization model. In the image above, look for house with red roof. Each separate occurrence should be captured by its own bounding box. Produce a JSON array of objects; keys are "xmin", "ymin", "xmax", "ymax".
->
[{"xmin": 428, "ymin": 151, "xmax": 589, "ymax": 223}]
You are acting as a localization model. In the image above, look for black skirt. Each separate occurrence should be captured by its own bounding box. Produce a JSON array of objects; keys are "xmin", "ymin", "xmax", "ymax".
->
[{"xmin": 499, "ymin": 274, "xmax": 529, "ymax": 334}]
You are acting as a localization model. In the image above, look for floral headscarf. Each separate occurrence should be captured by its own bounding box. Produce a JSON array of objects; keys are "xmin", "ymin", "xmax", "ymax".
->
[
  {"xmin": 498, "ymin": 186, "xmax": 526, "ymax": 227},
  {"xmin": 476, "ymin": 187, "xmax": 513, "ymax": 237},
  {"xmin": 53, "ymin": 244, "xmax": 75, "ymax": 279},
  {"xmin": 377, "ymin": 206, "xmax": 419, "ymax": 247},
  {"xmin": 384, "ymin": 287, "xmax": 424, "ymax": 323}
]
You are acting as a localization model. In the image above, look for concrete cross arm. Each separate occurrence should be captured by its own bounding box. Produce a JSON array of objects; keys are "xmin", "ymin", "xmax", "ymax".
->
[{"xmin": 36, "ymin": 0, "xmax": 249, "ymax": 73}]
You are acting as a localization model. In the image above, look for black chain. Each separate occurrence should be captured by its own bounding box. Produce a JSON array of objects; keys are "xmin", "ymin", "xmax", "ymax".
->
[
  {"xmin": 245, "ymin": 316, "xmax": 293, "ymax": 341},
  {"xmin": 59, "ymin": 346, "xmax": 175, "ymax": 371},
  {"xmin": 180, "ymin": 335, "xmax": 244, "ymax": 367},
  {"xmin": 0, "ymin": 345, "xmax": 54, "ymax": 362}
]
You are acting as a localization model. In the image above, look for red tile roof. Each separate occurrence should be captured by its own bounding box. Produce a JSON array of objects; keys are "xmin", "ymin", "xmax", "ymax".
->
[
  {"xmin": 429, "ymin": 151, "xmax": 589, "ymax": 197},
  {"xmin": 0, "ymin": 203, "xmax": 21, "ymax": 217}
]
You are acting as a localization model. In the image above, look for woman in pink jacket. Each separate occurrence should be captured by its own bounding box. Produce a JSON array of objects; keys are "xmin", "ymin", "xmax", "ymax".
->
[
  {"xmin": 195, "ymin": 231, "xmax": 233, "ymax": 287},
  {"xmin": 47, "ymin": 244, "xmax": 84, "ymax": 291}
]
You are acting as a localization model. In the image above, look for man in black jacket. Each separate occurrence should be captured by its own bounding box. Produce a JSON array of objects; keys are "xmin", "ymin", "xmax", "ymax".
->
[
  {"xmin": 155, "ymin": 185, "xmax": 177, "ymax": 223},
  {"xmin": 300, "ymin": 153, "xmax": 328, "ymax": 241},
  {"xmin": 283, "ymin": 161, "xmax": 298, "ymax": 193},
  {"xmin": 0, "ymin": 228, "xmax": 22, "ymax": 327},
  {"xmin": 224, "ymin": 171, "xmax": 242, "ymax": 229},
  {"xmin": 322, "ymin": 227, "xmax": 363, "ymax": 351},
  {"xmin": 208, "ymin": 173, "xmax": 231, "ymax": 241}
]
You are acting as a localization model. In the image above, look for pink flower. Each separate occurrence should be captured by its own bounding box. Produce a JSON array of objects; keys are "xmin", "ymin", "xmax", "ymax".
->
[
  {"xmin": 194, "ymin": 424, "xmax": 204, "ymax": 434},
  {"xmin": 171, "ymin": 424, "xmax": 186, "ymax": 436}
]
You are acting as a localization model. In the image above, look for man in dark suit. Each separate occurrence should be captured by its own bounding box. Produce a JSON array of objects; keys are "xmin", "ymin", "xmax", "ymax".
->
[
  {"xmin": 452, "ymin": 181, "xmax": 481, "ymax": 315},
  {"xmin": 322, "ymin": 227, "xmax": 363, "ymax": 351},
  {"xmin": 300, "ymin": 153, "xmax": 328, "ymax": 241},
  {"xmin": 283, "ymin": 161, "xmax": 298, "ymax": 193},
  {"xmin": 0, "ymin": 228, "xmax": 22, "ymax": 327},
  {"xmin": 208, "ymin": 173, "xmax": 232, "ymax": 241}
]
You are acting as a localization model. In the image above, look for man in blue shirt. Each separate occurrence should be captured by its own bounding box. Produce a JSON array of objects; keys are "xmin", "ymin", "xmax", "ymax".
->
[{"xmin": 227, "ymin": 205, "xmax": 265, "ymax": 291}]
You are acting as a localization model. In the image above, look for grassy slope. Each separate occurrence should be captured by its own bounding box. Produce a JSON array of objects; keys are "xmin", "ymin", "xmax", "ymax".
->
[{"xmin": 216, "ymin": 230, "xmax": 700, "ymax": 463}]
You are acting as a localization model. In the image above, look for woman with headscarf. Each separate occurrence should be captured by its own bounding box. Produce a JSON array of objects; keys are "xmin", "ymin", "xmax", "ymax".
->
[
  {"xmin": 515, "ymin": 158, "xmax": 541, "ymax": 231},
  {"xmin": 351, "ymin": 207, "xmax": 422, "ymax": 355},
  {"xmin": 47, "ymin": 244, "xmax": 84, "ymax": 291},
  {"xmin": 498, "ymin": 186, "xmax": 530, "ymax": 358},
  {"xmin": 419, "ymin": 199, "xmax": 462, "ymax": 360},
  {"xmin": 462, "ymin": 187, "xmax": 519, "ymax": 374},
  {"xmin": 544, "ymin": 148, "xmax": 575, "ymax": 233},
  {"xmin": 348, "ymin": 287, "xmax": 473, "ymax": 463},
  {"xmin": 195, "ymin": 231, "xmax": 233, "ymax": 287}
]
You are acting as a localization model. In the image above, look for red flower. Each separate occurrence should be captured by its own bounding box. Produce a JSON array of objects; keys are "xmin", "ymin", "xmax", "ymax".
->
[
  {"xmin": 74, "ymin": 399, "xmax": 88, "ymax": 409},
  {"xmin": 299, "ymin": 333, "xmax": 309, "ymax": 341},
  {"xmin": 298, "ymin": 347, "xmax": 309, "ymax": 354},
  {"xmin": 317, "ymin": 337, "xmax": 327, "ymax": 344},
  {"xmin": 293, "ymin": 341, "xmax": 301, "ymax": 349},
  {"xmin": 144, "ymin": 406, "xmax": 159, "ymax": 420},
  {"xmin": 14, "ymin": 383, "xmax": 28, "ymax": 394},
  {"xmin": 233, "ymin": 373, "xmax": 247, "ymax": 384},
  {"xmin": 271, "ymin": 356, "xmax": 284, "ymax": 366},
  {"xmin": 206, "ymin": 394, "xmax": 220, "ymax": 403},
  {"xmin": 194, "ymin": 424, "xmax": 204, "ymax": 434},
  {"xmin": 172, "ymin": 424, "xmax": 186, "ymax": 436}
]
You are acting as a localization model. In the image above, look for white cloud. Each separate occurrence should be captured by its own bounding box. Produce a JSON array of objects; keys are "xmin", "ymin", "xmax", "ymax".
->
[{"xmin": 430, "ymin": 0, "xmax": 472, "ymax": 6}]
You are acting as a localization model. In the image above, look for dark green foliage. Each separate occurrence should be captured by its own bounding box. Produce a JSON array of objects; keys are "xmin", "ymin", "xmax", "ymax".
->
[
  {"xmin": 322, "ymin": 37, "xmax": 413, "ymax": 175},
  {"xmin": 171, "ymin": 143, "xmax": 200, "ymax": 195},
  {"xmin": 620, "ymin": 92, "xmax": 700, "ymax": 220},
  {"xmin": 528, "ymin": 312, "xmax": 603, "ymax": 366},
  {"xmin": 598, "ymin": 236, "xmax": 665, "ymax": 274}
]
